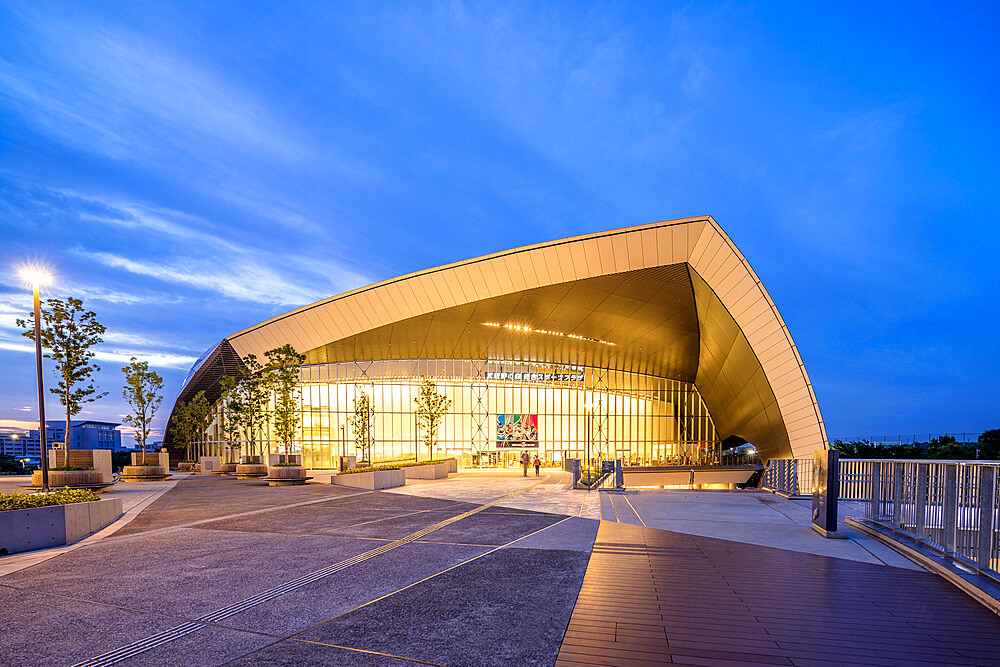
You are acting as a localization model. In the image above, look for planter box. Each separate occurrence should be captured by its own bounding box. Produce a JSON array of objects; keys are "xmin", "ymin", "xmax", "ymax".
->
[
  {"xmin": 199, "ymin": 456, "xmax": 221, "ymax": 475},
  {"xmin": 404, "ymin": 462, "xmax": 451, "ymax": 480},
  {"xmin": 178, "ymin": 462, "xmax": 195, "ymax": 472},
  {"xmin": 132, "ymin": 452, "xmax": 170, "ymax": 472},
  {"xmin": 263, "ymin": 465, "xmax": 310, "ymax": 486},
  {"xmin": 333, "ymin": 469, "xmax": 405, "ymax": 490},
  {"xmin": 0, "ymin": 497, "xmax": 123, "ymax": 556},
  {"xmin": 235, "ymin": 463, "xmax": 268, "ymax": 478},
  {"xmin": 118, "ymin": 465, "xmax": 168, "ymax": 482},
  {"xmin": 267, "ymin": 453, "xmax": 302, "ymax": 466},
  {"xmin": 48, "ymin": 449, "xmax": 113, "ymax": 484},
  {"xmin": 32, "ymin": 469, "xmax": 104, "ymax": 487}
]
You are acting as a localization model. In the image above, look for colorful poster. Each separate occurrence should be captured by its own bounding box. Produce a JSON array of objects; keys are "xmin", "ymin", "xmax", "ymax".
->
[{"xmin": 496, "ymin": 414, "xmax": 539, "ymax": 448}]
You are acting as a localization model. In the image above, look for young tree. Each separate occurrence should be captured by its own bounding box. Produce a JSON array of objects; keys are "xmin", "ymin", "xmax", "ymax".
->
[
  {"xmin": 351, "ymin": 390, "xmax": 375, "ymax": 465},
  {"xmin": 218, "ymin": 375, "xmax": 244, "ymax": 462},
  {"xmin": 264, "ymin": 344, "xmax": 305, "ymax": 457},
  {"xmin": 171, "ymin": 398, "xmax": 195, "ymax": 461},
  {"xmin": 187, "ymin": 390, "xmax": 212, "ymax": 459},
  {"xmin": 121, "ymin": 357, "xmax": 163, "ymax": 455},
  {"xmin": 241, "ymin": 353, "xmax": 271, "ymax": 457},
  {"xmin": 414, "ymin": 378, "xmax": 451, "ymax": 461},
  {"xmin": 18, "ymin": 297, "xmax": 107, "ymax": 466}
]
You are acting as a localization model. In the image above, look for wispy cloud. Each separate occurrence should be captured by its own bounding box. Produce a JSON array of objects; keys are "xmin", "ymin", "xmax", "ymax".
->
[
  {"xmin": 81, "ymin": 250, "xmax": 346, "ymax": 307},
  {"xmin": 0, "ymin": 4, "xmax": 309, "ymax": 165},
  {"xmin": 0, "ymin": 292, "xmax": 198, "ymax": 370}
]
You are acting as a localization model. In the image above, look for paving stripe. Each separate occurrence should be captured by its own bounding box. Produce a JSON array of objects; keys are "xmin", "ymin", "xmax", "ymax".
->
[
  {"xmin": 71, "ymin": 478, "xmax": 551, "ymax": 667},
  {"xmin": 289, "ymin": 639, "xmax": 447, "ymax": 666},
  {"xmin": 621, "ymin": 494, "xmax": 646, "ymax": 527}
]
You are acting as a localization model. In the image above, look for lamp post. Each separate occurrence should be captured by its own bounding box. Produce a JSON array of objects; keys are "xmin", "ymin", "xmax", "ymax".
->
[
  {"xmin": 584, "ymin": 403, "xmax": 592, "ymax": 480},
  {"xmin": 21, "ymin": 269, "xmax": 51, "ymax": 492}
]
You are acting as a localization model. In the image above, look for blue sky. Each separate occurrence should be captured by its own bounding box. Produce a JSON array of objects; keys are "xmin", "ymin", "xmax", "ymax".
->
[{"xmin": 0, "ymin": 1, "xmax": 997, "ymax": 443}]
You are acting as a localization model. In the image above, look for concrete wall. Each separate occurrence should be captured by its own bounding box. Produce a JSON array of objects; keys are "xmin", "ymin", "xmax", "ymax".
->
[{"xmin": 0, "ymin": 497, "xmax": 123, "ymax": 556}]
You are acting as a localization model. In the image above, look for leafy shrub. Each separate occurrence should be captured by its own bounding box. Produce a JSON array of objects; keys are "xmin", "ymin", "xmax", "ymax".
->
[
  {"xmin": 272, "ymin": 462, "xmax": 302, "ymax": 467},
  {"xmin": 339, "ymin": 458, "xmax": 455, "ymax": 475},
  {"xmin": 51, "ymin": 466, "xmax": 95, "ymax": 471},
  {"xmin": 0, "ymin": 488, "xmax": 100, "ymax": 512}
]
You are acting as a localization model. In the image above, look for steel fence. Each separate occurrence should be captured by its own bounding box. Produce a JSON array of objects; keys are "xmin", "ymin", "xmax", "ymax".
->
[
  {"xmin": 762, "ymin": 458, "xmax": 814, "ymax": 495},
  {"xmin": 763, "ymin": 458, "xmax": 1000, "ymax": 579}
]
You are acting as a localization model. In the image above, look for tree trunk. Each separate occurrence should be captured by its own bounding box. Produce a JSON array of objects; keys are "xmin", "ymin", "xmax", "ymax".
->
[{"xmin": 64, "ymin": 381, "xmax": 71, "ymax": 469}]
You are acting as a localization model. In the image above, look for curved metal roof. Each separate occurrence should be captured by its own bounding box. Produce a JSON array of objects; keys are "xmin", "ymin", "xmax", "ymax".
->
[{"xmin": 166, "ymin": 216, "xmax": 828, "ymax": 460}]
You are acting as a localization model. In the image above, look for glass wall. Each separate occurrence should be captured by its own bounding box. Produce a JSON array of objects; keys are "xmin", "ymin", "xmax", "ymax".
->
[{"xmin": 209, "ymin": 359, "xmax": 720, "ymax": 468}]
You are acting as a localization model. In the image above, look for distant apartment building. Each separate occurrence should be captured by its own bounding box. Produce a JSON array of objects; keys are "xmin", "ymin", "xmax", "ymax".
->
[
  {"xmin": 0, "ymin": 432, "xmax": 40, "ymax": 460},
  {"xmin": 0, "ymin": 421, "xmax": 124, "ymax": 461}
]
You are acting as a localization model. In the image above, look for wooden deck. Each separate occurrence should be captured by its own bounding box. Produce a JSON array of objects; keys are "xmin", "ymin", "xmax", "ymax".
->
[{"xmin": 557, "ymin": 521, "xmax": 1000, "ymax": 666}]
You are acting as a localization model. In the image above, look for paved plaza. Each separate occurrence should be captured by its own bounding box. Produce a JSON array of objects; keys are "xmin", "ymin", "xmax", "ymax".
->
[{"xmin": 1, "ymin": 470, "xmax": 999, "ymax": 665}]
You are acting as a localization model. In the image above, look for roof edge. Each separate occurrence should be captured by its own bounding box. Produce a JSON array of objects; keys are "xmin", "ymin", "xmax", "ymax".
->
[{"xmin": 227, "ymin": 215, "xmax": 714, "ymax": 341}]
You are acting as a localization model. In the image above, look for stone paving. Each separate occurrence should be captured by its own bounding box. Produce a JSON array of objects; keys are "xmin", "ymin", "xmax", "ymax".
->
[
  {"xmin": 388, "ymin": 468, "xmax": 601, "ymax": 518},
  {"xmin": 2, "ymin": 470, "xmax": 999, "ymax": 665},
  {"xmin": 0, "ymin": 474, "xmax": 593, "ymax": 666}
]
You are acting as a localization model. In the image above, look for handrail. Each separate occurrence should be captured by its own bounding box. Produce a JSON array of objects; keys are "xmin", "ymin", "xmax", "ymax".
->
[{"xmin": 764, "ymin": 457, "xmax": 1000, "ymax": 581}]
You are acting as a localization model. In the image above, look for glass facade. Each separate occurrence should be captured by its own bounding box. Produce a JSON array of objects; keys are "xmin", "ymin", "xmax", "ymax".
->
[{"xmin": 207, "ymin": 359, "xmax": 720, "ymax": 468}]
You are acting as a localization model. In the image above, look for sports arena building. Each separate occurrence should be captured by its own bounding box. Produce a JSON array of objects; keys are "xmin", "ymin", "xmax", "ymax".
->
[{"xmin": 165, "ymin": 216, "xmax": 828, "ymax": 468}]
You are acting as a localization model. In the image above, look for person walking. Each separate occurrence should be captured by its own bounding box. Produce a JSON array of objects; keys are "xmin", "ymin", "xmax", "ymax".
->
[
  {"xmin": 533, "ymin": 454, "xmax": 541, "ymax": 477},
  {"xmin": 520, "ymin": 451, "xmax": 530, "ymax": 477}
]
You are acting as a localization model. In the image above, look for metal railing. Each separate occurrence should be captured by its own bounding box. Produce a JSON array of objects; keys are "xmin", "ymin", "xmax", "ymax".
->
[
  {"xmin": 763, "ymin": 458, "xmax": 1000, "ymax": 580},
  {"xmin": 762, "ymin": 458, "xmax": 814, "ymax": 496}
]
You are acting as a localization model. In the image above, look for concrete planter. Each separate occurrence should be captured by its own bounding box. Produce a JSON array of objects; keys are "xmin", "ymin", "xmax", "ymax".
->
[
  {"xmin": 217, "ymin": 463, "xmax": 239, "ymax": 475},
  {"xmin": 178, "ymin": 462, "xmax": 195, "ymax": 472},
  {"xmin": 31, "ymin": 469, "xmax": 104, "ymax": 488},
  {"xmin": 404, "ymin": 462, "xmax": 451, "ymax": 480},
  {"xmin": 263, "ymin": 465, "xmax": 311, "ymax": 486},
  {"xmin": 49, "ymin": 449, "xmax": 113, "ymax": 484},
  {"xmin": 235, "ymin": 463, "xmax": 268, "ymax": 479},
  {"xmin": 131, "ymin": 452, "xmax": 169, "ymax": 471},
  {"xmin": 333, "ymin": 469, "xmax": 405, "ymax": 490},
  {"xmin": 118, "ymin": 465, "xmax": 169, "ymax": 482},
  {"xmin": 0, "ymin": 497, "xmax": 123, "ymax": 556}
]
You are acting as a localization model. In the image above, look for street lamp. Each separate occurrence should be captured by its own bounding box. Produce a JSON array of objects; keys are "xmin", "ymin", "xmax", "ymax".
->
[
  {"xmin": 20, "ymin": 267, "xmax": 51, "ymax": 493},
  {"xmin": 584, "ymin": 402, "xmax": 592, "ymax": 480}
]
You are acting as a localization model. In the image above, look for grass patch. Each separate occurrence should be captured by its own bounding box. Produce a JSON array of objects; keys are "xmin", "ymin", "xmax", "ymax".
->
[
  {"xmin": 1, "ymin": 488, "xmax": 100, "ymax": 512},
  {"xmin": 340, "ymin": 458, "xmax": 454, "ymax": 475},
  {"xmin": 51, "ymin": 466, "xmax": 95, "ymax": 472},
  {"xmin": 272, "ymin": 462, "xmax": 302, "ymax": 467}
]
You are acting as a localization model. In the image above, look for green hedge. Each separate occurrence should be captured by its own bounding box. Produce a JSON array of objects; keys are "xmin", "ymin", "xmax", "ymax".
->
[
  {"xmin": 51, "ymin": 466, "xmax": 94, "ymax": 472},
  {"xmin": 0, "ymin": 488, "xmax": 101, "ymax": 512},
  {"xmin": 339, "ymin": 458, "xmax": 455, "ymax": 475}
]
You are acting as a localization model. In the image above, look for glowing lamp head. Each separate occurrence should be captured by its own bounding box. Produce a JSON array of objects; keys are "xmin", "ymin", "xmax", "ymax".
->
[{"xmin": 19, "ymin": 267, "xmax": 52, "ymax": 287}]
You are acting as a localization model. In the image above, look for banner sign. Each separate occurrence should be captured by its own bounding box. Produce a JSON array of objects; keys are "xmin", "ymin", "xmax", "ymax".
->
[
  {"xmin": 484, "ymin": 371, "xmax": 584, "ymax": 382},
  {"xmin": 496, "ymin": 414, "xmax": 539, "ymax": 448}
]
